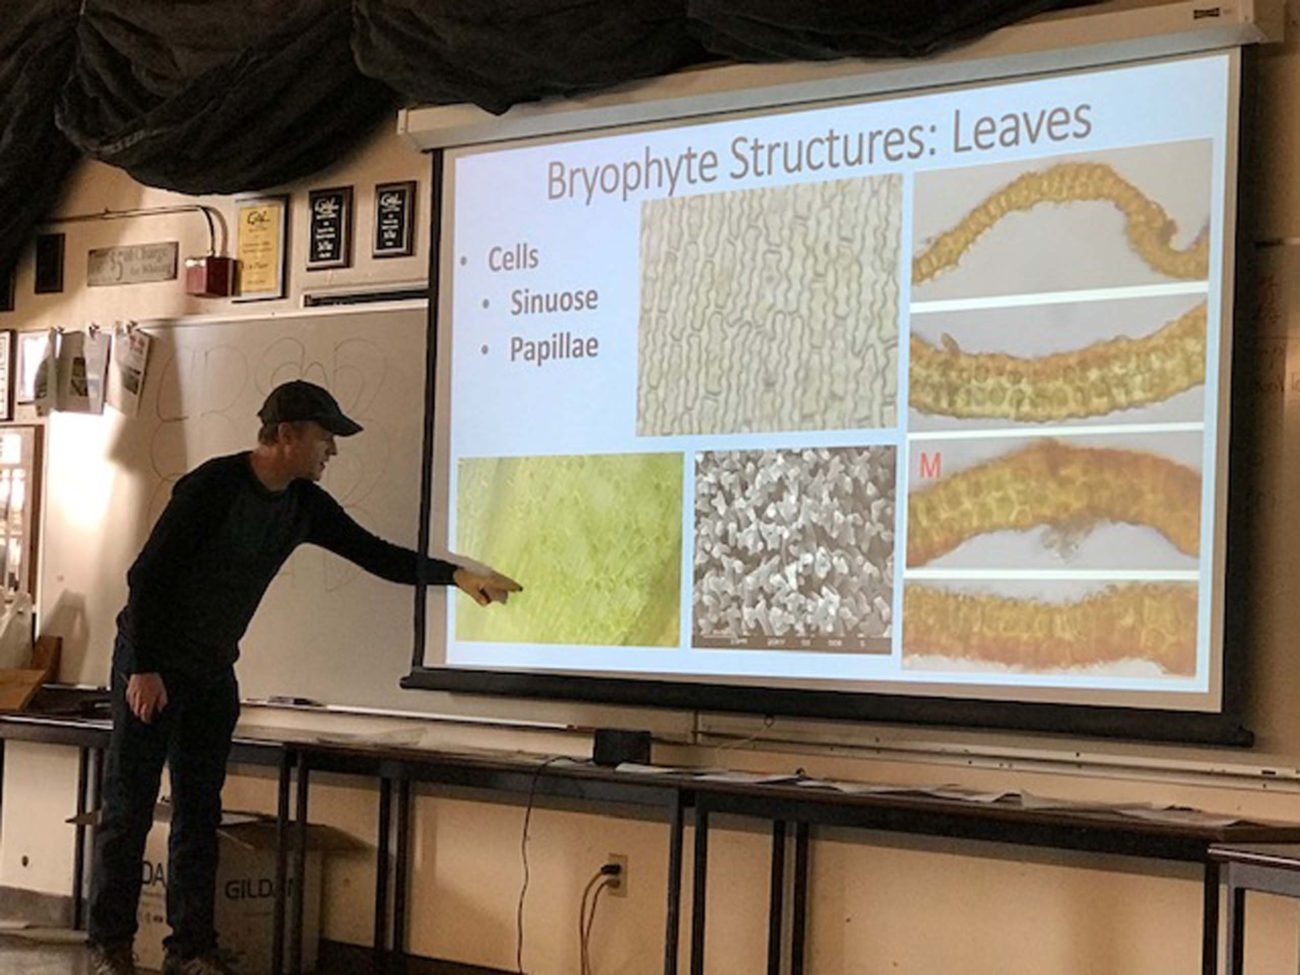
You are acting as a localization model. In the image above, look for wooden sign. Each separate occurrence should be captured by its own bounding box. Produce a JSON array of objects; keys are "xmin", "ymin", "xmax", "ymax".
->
[
  {"xmin": 374, "ymin": 181, "xmax": 416, "ymax": 258},
  {"xmin": 87, "ymin": 243, "xmax": 178, "ymax": 287},
  {"xmin": 0, "ymin": 636, "xmax": 60, "ymax": 712},
  {"xmin": 307, "ymin": 186, "xmax": 353, "ymax": 270},
  {"xmin": 235, "ymin": 196, "xmax": 288, "ymax": 301}
]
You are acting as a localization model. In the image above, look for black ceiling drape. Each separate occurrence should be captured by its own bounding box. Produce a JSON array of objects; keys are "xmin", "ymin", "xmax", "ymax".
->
[
  {"xmin": 688, "ymin": 0, "xmax": 1084, "ymax": 59},
  {"xmin": 55, "ymin": 0, "xmax": 395, "ymax": 195},
  {"xmin": 0, "ymin": 0, "xmax": 80, "ymax": 281},
  {"xmin": 0, "ymin": 0, "xmax": 1088, "ymax": 285},
  {"xmin": 353, "ymin": 1, "xmax": 708, "ymax": 116}
]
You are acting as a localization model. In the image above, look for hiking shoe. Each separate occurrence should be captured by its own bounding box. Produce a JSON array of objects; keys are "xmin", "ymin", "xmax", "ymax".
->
[
  {"xmin": 161, "ymin": 949, "xmax": 240, "ymax": 975},
  {"xmin": 88, "ymin": 941, "xmax": 136, "ymax": 975}
]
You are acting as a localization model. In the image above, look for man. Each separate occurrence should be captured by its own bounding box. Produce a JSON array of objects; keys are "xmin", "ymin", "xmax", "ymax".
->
[{"xmin": 87, "ymin": 380, "xmax": 519, "ymax": 975}]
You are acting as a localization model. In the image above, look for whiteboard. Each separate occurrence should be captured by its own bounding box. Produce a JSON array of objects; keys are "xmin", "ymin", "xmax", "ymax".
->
[{"xmin": 40, "ymin": 305, "xmax": 434, "ymax": 710}]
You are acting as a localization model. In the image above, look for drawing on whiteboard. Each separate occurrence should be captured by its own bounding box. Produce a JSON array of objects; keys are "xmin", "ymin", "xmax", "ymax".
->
[{"xmin": 145, "ymin": 336, "xmax": 396, "ymax": 592}]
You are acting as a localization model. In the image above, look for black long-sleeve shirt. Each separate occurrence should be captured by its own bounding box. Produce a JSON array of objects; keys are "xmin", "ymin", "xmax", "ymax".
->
[{"xmin": 115, "ymin": 452, "xmax": 457, "ymax": 680}]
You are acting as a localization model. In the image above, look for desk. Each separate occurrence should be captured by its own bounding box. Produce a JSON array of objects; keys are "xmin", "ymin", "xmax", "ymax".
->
[
  {"xmin": 689, "ymin": 782, "xmax": 1300, "ymax": 975},
  {"xmin": 247, "ymin": 732, "xmax": 689, "ymax": 975},
  {"xmin": 0, "ymin": 713, "xmax": 112, "ymax": 931},
  {"xmin": 262, "ymin": 733, "xmax": 1300, "ymax": 975},
  {"xmin": 0, "ymin": 712, "xmax": 686, "ymax": 975},
  {"xmin": 1209, "ymin": 843, "xmax": 1300, "ymax": 974},
  {"xmin": 8, "ymin": 712, "xmax": 1300, "ymax": 975}
]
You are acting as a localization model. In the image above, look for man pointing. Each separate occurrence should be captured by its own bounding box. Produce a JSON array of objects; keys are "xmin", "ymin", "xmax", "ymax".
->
[{"xmin": 88, "ymin": 380, "xmax": 519, "ymax": 975}]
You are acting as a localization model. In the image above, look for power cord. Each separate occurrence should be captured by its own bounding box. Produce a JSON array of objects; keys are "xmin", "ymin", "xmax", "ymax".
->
[
  {"xmin": 516, "ymin": 756, "xmax": 567, "ymax": 975},
  {"xmin": 579, "ymin": 863, "xmax": 621, "ymax": 975},
  {"xmin": 712, "ymin": 714, "xmax": 776, "ymax": 757},
  {"xmin": 578, "ymin": 870, "xmax": 605, "ymax": 975}
]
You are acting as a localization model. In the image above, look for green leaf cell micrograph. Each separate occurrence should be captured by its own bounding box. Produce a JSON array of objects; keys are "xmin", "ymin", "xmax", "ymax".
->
[{"xmin": 456, "ymin": 453, "xmax": 683, "ymax": 646}]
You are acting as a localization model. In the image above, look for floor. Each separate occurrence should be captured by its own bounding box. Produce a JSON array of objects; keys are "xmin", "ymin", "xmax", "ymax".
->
[
  {"xmin": 0, "ymin": 932, "xmax": 400, "ymax": 974},
  {"xmin": 0, "ymin": 931, "xmax": 95, "ymax": 974},
  {"xmin": 0, "ymin": 932, "xmax": 352, "ymax": 974}
]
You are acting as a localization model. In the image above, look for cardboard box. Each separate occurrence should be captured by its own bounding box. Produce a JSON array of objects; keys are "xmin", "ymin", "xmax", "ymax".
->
[
  {"xmin": 139, "ymin": 808, "xmax": 322, "ymax": 973},
  {"xmin": 75, "ymin": 804, "xmax": 357, "ymax": 974}
]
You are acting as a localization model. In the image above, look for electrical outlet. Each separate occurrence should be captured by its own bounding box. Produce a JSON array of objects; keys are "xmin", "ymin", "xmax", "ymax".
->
[{"xmin": 607, "ymin": 853, "xmax": 628, "ymax": 897}]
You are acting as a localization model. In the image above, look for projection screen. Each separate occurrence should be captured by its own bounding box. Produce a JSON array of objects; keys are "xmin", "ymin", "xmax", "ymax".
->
[{"xmin": 408, "ymin": 49, "xmax": 1252, "ymax": 744}]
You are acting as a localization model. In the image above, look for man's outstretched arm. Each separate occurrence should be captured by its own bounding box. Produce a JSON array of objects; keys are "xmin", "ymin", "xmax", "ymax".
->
[{"xmin": 306, "ymin": 488, "xmax": 521, "ymax": 603}]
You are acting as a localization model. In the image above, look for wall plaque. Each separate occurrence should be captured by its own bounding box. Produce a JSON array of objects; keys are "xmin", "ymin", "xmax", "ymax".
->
[
  {"xmin": 373, "ymin": 181, "xmax": 416, "ymax": 258},
  {"xmin": 34, "ymin": 234, "xmax": 64, "ymax": 294},
  {"xmin": 87, "ymin": 243, "xmax": 178, "ymax": 287},
  {"xmin": 235, "ymin": 196, "xmax": 288, "ymax": 301},
  {"xmin": 307, "ymin": 186, "xmax": 353, "ymax": 270}
]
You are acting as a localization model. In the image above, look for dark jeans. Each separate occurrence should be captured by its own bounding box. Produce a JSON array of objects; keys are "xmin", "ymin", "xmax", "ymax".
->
[{"xmin": 87, "ymin": 634, "xmax": 240, "ymax": 959}]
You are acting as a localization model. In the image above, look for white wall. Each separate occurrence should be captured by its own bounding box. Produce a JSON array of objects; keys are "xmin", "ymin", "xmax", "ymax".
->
[{"xmin": 0, "ymin": 743, "xmax": 80, "ymax": 899}]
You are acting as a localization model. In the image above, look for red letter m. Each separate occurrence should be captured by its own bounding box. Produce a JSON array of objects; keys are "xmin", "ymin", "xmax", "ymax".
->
[{"xmin": 918, "ymin": 452, "xmax": 941, "ymax": 479}]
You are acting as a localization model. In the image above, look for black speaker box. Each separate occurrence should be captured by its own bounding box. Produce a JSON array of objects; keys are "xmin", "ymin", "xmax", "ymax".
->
[{"xmin": 592, "ymin": 728, "xmax": 652, "ymax": 767}]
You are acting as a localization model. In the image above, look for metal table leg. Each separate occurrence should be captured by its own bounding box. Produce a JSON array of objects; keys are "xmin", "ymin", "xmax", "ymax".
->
[
  {"xmin": 72, "ymin": 747, "xmax": 89, "ymax": 930},
  {"xmin": 689, "ymin": 806, "xmax": 710, "ymax": 975},
  {"xmin": 374, "ymin": 776, "xmax": 393, "ymax": 974},
  {"xmin": 81, "ymin": 746, "xmax": 103, "ymax": 930},
  {"xmin": 290, "ymin": 751, "xmax": 309, "ymax": 975},
  {"xmin": 1202, "ymin": 858, "xmax": 1220, "ymax": 975},
  {"xmin": 392, "ymin": 777, "xmax": 411, "ymax": 971},
  {"xmin": 792, "ymin": 822, "xmax": 809, "ymax": 975},
  {"xmin": 767, "ymin": 821, "xmax": 787, "ymax": 975},
  {"xmin": 272, "ymin": 748, "xmax": 292, "ymax": 975},
  {"xmin": 1224, "ymin": 866, "xmax": 1245, "ymax": 975},
  {"xmin": 663, "ymin": 789, "xmax": 685, "ymax": 975}
]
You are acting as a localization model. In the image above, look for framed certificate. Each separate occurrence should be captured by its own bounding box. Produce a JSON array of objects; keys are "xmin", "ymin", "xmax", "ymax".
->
[
  {"xmin": 33, "ymin": 234, "xmax": 64, "ymax": 294},
  {"xmin": 235, "ymin": 195, "xmax": 288, "ymax": 301},
  {"xmin": 0, "ymin": 265, "xmax": 13, "ymax": 313},
  {"xmin": 16, "ymin": 331, "xmax": 49, "ymax": 405},
  {"xmin": 0, "ymin": 331, "xmax": 13, "ymax": 421},
  {"xmin": 307, "ymin": 186, "xmax": 353, "ymax": 270},
  {"xmin": 373, "ymin": 181, "xmax": 416, "ymax": 258},
  {"xmin": 0, "ymin": 423, "xmax": 42, "ymax": 596}
]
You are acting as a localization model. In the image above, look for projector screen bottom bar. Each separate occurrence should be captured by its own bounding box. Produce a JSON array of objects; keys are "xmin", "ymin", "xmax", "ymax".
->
[{"xmin": 403, "ymin": 667, "xmax": 1253, "ymax": 747}]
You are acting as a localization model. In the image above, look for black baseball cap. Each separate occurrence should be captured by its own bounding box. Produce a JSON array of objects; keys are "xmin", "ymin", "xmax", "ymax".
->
[{"xmin": 257, "ymin": 380, "xmax": 363, "ymax": 436}]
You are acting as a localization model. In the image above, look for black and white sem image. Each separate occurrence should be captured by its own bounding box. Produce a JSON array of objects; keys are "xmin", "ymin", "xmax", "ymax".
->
[
  {"xmin": 693, "ymin": 446, "xmax": 897, "ymax": 652},
  {"xmin": 637, "ymin": 176, "xmax": 901, "ymax": 436}
]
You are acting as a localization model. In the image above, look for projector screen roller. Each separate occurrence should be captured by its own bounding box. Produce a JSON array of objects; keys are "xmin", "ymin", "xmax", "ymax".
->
[{"xmin": 414, "ymin": 50, "xmax": 1247, "ymax": 739}]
